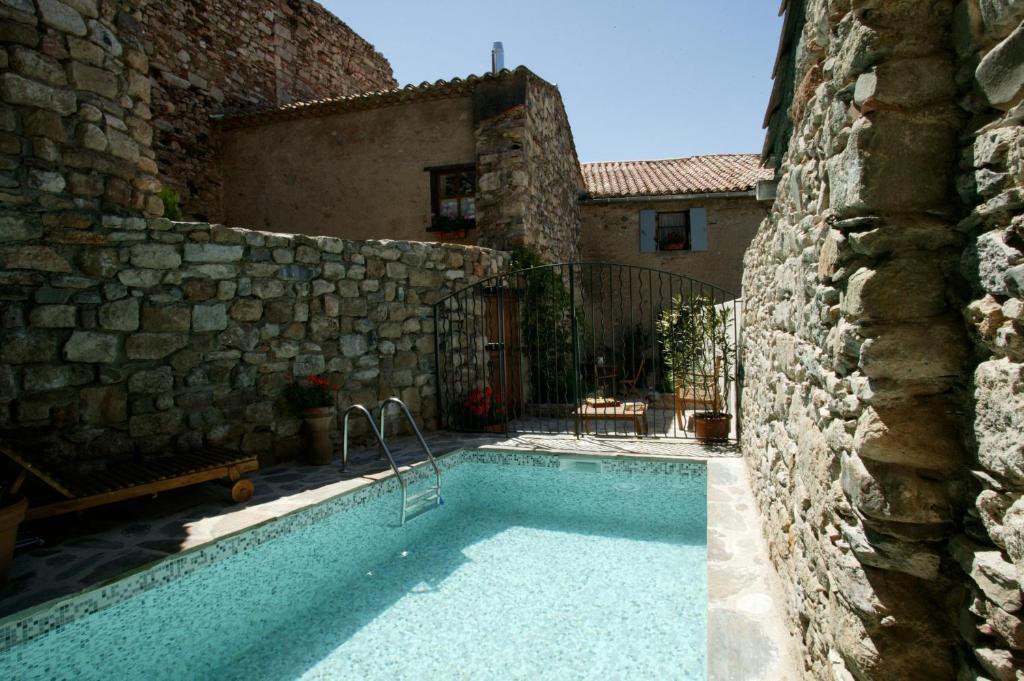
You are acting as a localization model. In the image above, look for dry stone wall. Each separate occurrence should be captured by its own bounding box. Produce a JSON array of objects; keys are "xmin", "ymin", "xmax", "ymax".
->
[
  {"xmin": 0, "ymin": 0, "xmax": 162, "ymax": 221},
  {"xmin": 0, "ymin": 211, "xmax": 505, "ymax": 470},
  {"xmin": 522, "ymin": 80, "xmax": 583, "ymax": 264},
  {"xmin": 743, "ymin": 1, "xmax": 971, "ymax": 679},
  {"xmin": 138, "ymin": 0, "xmax": 395, "ymax": 221},
  {"xmin": 475, "ymin": 74, "xmax": 581, "ymax": 263},
  {"xmin": 953, "ymin": 2, "xmax": 1024, "ymax": 678}
]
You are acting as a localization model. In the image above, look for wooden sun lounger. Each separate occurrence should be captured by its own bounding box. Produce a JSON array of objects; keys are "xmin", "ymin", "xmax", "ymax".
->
[{"xmin": 0, "ymin": 443, "xmax": 258, "ymax": 521}]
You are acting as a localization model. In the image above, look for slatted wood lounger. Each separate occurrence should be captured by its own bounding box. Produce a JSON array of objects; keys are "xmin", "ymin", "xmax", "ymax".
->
[{"xmin": 0, "ymin": 444, "xmax": 258, "ymax": 521}]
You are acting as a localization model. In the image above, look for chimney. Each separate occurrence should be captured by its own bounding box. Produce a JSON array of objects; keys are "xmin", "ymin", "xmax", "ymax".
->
[{"xmin": 491, "ymin": 42, "xmax": 504, "ymax": 73}]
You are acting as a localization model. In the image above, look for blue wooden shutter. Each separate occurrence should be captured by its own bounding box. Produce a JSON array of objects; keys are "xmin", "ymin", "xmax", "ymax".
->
[
  {"xmin": 689, "ymin": 207, "xmax": 708, "ymax": 251},
  {"xmin": 639, "ymin": 210, "xmax": 657, "ymax": 252}
]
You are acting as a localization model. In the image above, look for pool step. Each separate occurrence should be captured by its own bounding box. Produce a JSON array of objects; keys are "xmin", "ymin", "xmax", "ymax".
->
[{"xmin": 403, "ymin": 487, "xmax": 442, "ymax": 522}]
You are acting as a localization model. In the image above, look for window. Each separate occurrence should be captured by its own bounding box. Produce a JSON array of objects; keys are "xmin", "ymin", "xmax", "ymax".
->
[
  {"xmin": 428, "ymin": 165, "xmax": 476, "ymax": 231},
  {"xmin": 639, "ymin": 208, "xmax": 708, "ymax": 253},
  {"xmin": 656, "ymin": 211, "xmax": 690, "ymax": 251}
]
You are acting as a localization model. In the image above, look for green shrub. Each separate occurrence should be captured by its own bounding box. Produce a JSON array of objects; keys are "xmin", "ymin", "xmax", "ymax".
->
[
  {"xmin": 509, "ymin": 247, "xmax": 577, "ymax": 404},
  {"xmin": 158, "ymin": 186, "xmax": 181, "ymax": 220}
]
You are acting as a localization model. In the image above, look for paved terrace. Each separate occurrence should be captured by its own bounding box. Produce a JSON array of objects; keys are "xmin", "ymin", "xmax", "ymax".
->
[{"xmin": 0, "ymin": 432, "xmax": 798, "ymax": 680}]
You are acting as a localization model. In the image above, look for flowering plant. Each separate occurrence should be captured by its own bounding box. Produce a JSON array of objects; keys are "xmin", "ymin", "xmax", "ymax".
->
[
  {"xmin": 460, "ymin": 386, "xmax": 505, "ymax": 426},
  {"xmin": 284, "ymin": 375, "xmax": 337, "ymax": 411}
]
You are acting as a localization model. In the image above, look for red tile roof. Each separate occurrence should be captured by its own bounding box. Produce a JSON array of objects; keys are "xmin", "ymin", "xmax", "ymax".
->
[{"xmin": 581, "ymin": 154, "xmax": 772, "ymax": 199}]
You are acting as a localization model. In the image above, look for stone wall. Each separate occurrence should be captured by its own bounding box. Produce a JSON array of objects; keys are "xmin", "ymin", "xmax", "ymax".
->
[
  {"xmin": 138, "ymin": 0, "xmax": 395, "ymax": 222},
  {"xmin": 0, "ymin": 0, "xmax": 162, "ymax": 221},
  {"xmin": 953, "ymin": 2, "xmax": 1024, "ymax": 678},
  {"xmin": 475, "ymin": 72, "xmax": 582, "ymax": 263},
  {"xmin": 219, "ymin": 68, "xmax": 582, "ymax": 265},
  {"xmin": 522, "ymin": 79, "xmax": 583, "ymax": 263},
  {"xmin": 743, "ymin": 1, "xmax": 971, "ymax": 679},
  {"xmin": 0, "ymin": 211, "xmax": 505, "ymax": 469}
]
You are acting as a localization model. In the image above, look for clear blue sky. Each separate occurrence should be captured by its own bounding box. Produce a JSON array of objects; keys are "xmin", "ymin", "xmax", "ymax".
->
[{"xmin": 322, "ymin": 1, "xmax": 782, "ymax": 163}]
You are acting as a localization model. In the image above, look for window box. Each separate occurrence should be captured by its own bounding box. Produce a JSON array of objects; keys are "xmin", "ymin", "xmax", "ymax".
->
[{"xmin": 427, "ymin": 214, "xmax": 476, "ymax": 233}]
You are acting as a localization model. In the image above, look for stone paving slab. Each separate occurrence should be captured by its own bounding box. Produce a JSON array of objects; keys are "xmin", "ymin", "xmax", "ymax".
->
[{"xmin": 707, "ymin": 459, "xmax": 802, "ymax": 680}]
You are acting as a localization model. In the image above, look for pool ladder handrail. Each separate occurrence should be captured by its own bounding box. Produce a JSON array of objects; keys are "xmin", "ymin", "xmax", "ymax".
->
[
  {"xmin": 378, "ymin": 397, "xmax": 442, "ymax": 525},
  {"xmin": 339, "ymin": 400, "xmax": 441, "ymax": 526}
]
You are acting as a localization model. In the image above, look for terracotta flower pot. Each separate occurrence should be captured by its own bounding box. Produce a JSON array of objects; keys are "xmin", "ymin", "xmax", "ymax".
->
[
  {"xmin": 0, "ymin": 495, "xmax": 28, "ymax": 582},
  {"xmin": 694, "ymin": 413, "xmax": 731, "ymax": 443},
  {"xmin": 302, "ymin": 406, "xmax": 336, "ymax": 465}
]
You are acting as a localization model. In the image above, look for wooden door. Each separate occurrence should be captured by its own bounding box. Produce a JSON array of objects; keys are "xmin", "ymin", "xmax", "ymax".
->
[{"xmin": 484, "ymin": 290, "xmax": 522, "ymax": 410}]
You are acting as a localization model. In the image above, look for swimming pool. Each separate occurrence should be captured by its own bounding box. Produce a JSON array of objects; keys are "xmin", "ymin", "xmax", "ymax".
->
[{"xmin": 0, "ymin": 450, "xmax": 707, "ymax": 680}]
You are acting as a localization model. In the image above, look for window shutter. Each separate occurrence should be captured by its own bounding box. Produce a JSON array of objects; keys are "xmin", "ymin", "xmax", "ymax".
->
[
  {"xmin": 689, "ymin": 207, "xmax": 708, "ymax": 251},
  {"xmin": 639, "ymin": 210, "xmax": 657, "ymax": 252}
]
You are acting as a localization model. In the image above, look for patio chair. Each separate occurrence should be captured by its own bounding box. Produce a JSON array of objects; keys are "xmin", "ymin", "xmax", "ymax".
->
[
  {"xmin": 0, "ymin": 443, "xmax": 258, "ymax": 521},
  {"xmin": 618, "ymin": 356, "xmax": 646, "ymax": 400}
]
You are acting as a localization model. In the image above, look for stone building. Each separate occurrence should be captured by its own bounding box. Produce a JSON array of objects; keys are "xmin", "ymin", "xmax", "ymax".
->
[
  {"xmin": 139, "ymin": 0, "xmax": 396, "ymax": 222},
  {"xmin": 743, "ymin": 0, "xmax": 1024, "ymax": 679},
  {"xmin": 0, "ymin": 0, "xmax": 395, "ymax": 224},
  {"xmin": 217, "ymin": 67, "xmax": 584, "ymax": 264},
  {"xmin": 580, "ymin": 154, "xmax": 771, "ymax": 295},
  {"xmin": 0, "ymin": 0, "xmax": 504, "ymax": 467}
]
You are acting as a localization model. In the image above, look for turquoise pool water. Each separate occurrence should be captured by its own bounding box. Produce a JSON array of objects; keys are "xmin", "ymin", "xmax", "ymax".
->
[{"xmin": 0, "ymin": 452, "xmax": 707, "ymax": 680}]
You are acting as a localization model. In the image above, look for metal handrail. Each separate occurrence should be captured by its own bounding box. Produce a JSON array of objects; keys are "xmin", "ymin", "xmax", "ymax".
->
[
  {"xmin": 341, "ymin": 404, "xmax": 406, "ymax": 494},
  {"xmin": 378, "ymin": 397, "xmax": 442, "ymax": 502}
]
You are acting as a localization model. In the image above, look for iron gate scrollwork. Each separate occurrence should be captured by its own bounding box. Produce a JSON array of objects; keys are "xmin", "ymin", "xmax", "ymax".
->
[{"xmin": 433, "ymin": 262, "xmax": 741, "ymax": 441}]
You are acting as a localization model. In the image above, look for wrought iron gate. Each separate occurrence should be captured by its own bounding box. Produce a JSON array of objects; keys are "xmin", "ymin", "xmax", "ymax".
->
[{"xmin": 434, "ymin": 262, "xmax": 741, "ymax": 441}]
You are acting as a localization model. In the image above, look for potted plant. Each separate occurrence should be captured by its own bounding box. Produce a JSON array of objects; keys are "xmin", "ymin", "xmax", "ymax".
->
[
  {"xmin": 0, "ymin": 484, "xmax": 27, "ymax": 582},
  {"xmin": 285, "ymin": 375, "xmax": 338, "ymax": 464},
  {"xmin": 460, "ymin": 386, "xmax": 506, "ymax": 433},
  {"xmin": 658, "ymin": 295, "xmax": 733, "ymax": 442}
]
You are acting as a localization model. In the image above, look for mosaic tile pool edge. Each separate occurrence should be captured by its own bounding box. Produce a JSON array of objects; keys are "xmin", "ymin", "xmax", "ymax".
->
[{"xmin": 0, "ymin": 449, "xmax": 706, "ymax": 652}]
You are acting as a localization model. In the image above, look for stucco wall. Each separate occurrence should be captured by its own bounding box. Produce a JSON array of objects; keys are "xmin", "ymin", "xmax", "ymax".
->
[
  {"xmin": 220, "ymin": 96, "xmax": 476, "ymax": 243},
  {"xmin": 140, "ymin": 0, "xmax": 395, "ymax": 221},
  {"xmin": 580, "ymin": 196, "xmax": 765, "ymax": 295}
]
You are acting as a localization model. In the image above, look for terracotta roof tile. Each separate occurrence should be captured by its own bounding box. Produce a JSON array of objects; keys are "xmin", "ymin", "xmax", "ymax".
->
[{"xmin": 581, "ymin": 154, "xmax": 772, "ymax": 199}]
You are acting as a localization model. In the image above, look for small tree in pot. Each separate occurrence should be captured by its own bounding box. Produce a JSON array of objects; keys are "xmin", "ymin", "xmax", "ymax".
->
[
  {"xmin": 285, "ymin": 375, "xmax": 338, "ymax": 465},
  {"xmin": 658, "ymin": 295, "xmax": 733, "ymax": 442}
]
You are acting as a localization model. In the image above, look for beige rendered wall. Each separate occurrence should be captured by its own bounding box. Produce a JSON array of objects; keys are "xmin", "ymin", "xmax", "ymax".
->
[
  {"xmin": 220, "ymin": 96, "xmax": 476, "ymax": 242},
  {"xmin": 579, "ymin": 196, "xmax": 766, "ymax": 295}
]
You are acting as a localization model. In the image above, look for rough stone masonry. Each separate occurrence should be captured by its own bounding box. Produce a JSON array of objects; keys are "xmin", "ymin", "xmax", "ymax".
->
[
  {"xmin": 0, "ymin": 0, "xmax": 396, "ymax": 224},
  {"xmin": 744, "ymin": 0, "xmax": 1024, "ymax": 679},
  {"xmin": 0, "ymin": 213, "xmax": 505, "ymax": 469}
]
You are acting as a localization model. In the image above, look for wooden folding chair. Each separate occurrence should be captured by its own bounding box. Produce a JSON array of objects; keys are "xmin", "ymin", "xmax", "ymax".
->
[{"xmin": 618, "ymin": 356, "xmax": 646, "ymax": 399}]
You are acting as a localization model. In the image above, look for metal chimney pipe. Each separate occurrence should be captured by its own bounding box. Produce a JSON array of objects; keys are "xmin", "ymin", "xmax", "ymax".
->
[{"xmin": 491, "ymin": 42, "xmax": 504, "ymax": 73}]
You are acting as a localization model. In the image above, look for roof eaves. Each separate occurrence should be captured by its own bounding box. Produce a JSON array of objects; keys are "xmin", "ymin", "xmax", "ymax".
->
[{"xmin": 217, "ymin": 66, "xmax": 546, "ymax": 131}]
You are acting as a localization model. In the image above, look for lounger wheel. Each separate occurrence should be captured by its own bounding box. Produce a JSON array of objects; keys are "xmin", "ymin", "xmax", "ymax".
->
[{"xmin": 230, "ymin": 479, "xmax": 254, "ymax": 503}]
